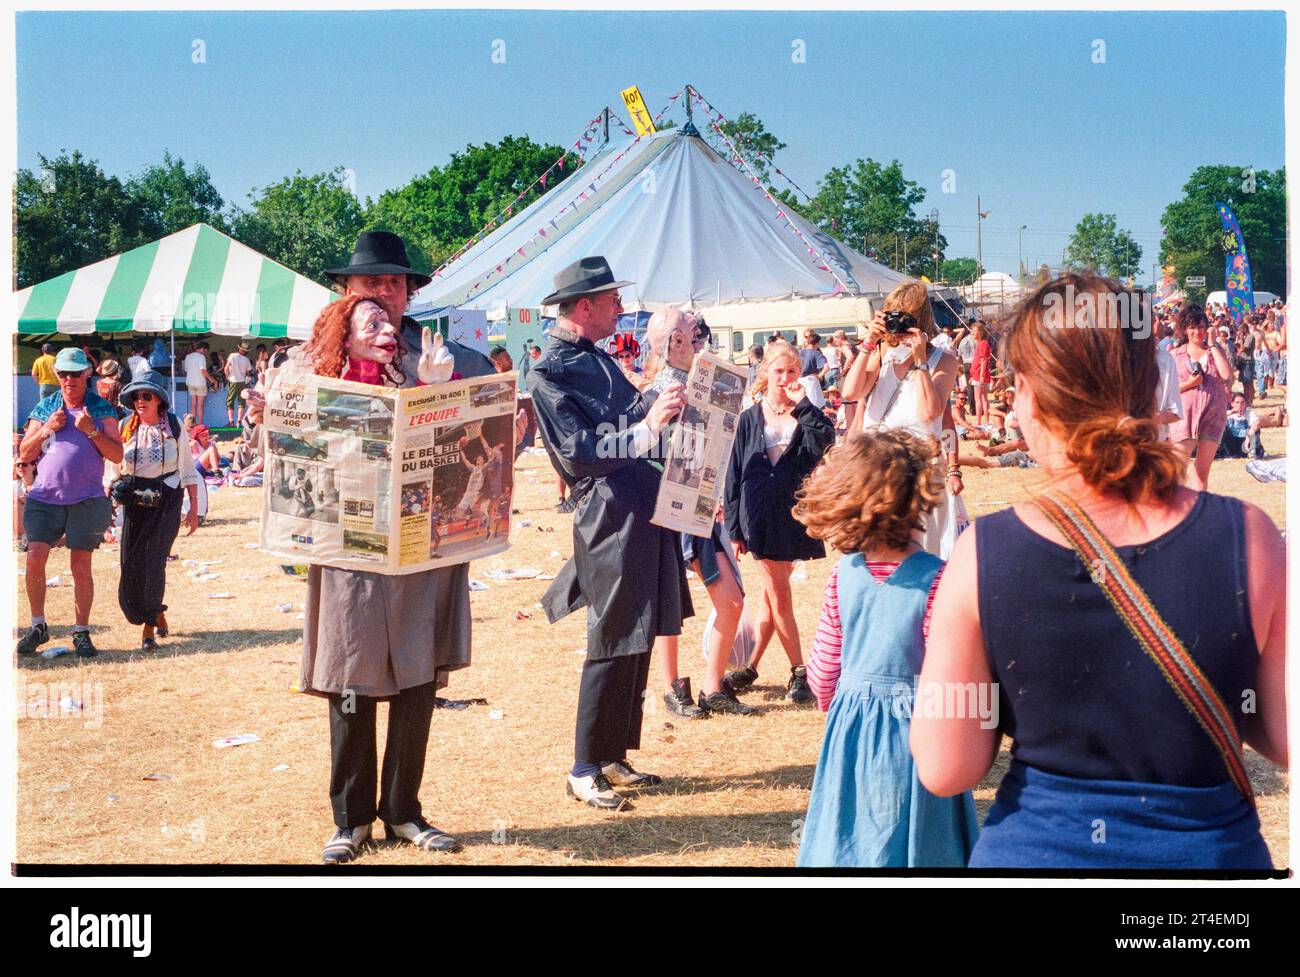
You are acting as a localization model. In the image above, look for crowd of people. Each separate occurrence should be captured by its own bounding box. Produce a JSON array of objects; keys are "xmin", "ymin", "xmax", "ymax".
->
[{"xmin": 14, "ymin": 231, "xmax": 1289, "ymax": 871}]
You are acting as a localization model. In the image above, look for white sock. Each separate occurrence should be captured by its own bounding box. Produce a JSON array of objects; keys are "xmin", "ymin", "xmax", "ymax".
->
[{"xmin": 31, "ymin": 616, "xmax": 45, "ymax": 627}]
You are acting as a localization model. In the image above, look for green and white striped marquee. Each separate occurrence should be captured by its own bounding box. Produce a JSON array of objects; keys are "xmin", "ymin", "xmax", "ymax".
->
[{"xmin": 15, "ymin": 223, "xmax": 337, "ymax": 339}]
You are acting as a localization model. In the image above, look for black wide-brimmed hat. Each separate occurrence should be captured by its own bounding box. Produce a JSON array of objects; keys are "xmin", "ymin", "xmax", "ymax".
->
[
  {"xmin": 325, "ymin": 231, "xmax": 432, "ymax": 288},
  {"xmin": 540, "ymin": 256, "xmax": 633, "ymax": 307}
]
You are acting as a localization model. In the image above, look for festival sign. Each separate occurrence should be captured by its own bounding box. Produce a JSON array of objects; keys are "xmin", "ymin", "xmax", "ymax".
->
[
  {"xmin": 261, "ymin": 371, "xmax": 517, "ymax": 573},
  {"xmin": 620, "ymin": 85, "xmax": 657, "ymax": 136},
  {"xmin": 652, "ymin": 352, "xmax": 748, "ymax": 536},
  {"xmin": 1216, "ymin": 202, "xmax": 1256, "ymax": 322}
]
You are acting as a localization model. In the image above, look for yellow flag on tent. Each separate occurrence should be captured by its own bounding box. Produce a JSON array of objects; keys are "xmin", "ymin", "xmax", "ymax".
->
[{"xmin": 620, "ymin": 85, "xmax": 657, "ymax": 136}]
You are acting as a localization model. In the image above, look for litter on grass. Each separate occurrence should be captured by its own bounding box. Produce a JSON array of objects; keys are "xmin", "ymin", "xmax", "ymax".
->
[
  {"xmin": 142, "ymin": 773, "xmax": 172, "ymax": 781},
  {"xmin": 468, "ymin": 579, "xmax": 489, "ymax": 592},
  {"xmin": 213, "ymin": 733, "xmax": 260, "ymax": 749},
  {"xmin": 208, "ymin": 593, "xmax": 236, "ymax": 599}
]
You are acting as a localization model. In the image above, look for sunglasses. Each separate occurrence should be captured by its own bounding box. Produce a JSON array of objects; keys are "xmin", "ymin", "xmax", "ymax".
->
[
  {"xmin": 133, "ymin": 392, "xmax": 158, "ymax": 402},
  {"xmin": 56, "ymin": 370, "xmax": 85, "ymax": 379}
]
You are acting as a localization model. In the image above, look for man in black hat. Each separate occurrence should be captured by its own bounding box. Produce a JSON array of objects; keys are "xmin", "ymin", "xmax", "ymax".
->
[
  {"xmin": 294, "ymin": 231, "xmax": 497, "ymax": 863},
  {"xmin": 530, "ymin": 257, "xmax": 691, "ymax": 811},
  {"xmin": 323, "ymin": 231, "xmax": 494, "ymax": 383}
]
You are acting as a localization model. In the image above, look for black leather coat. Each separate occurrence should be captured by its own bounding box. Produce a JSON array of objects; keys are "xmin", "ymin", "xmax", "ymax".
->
[{"xmin": 530, "ymin": 330, "xmax": 692, "ymax": 660}]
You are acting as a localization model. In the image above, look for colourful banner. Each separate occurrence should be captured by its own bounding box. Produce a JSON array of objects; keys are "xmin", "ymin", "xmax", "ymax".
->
[{"xmin": 1216, "ymin": 202, "xmax": 1255, "ymax": 322}]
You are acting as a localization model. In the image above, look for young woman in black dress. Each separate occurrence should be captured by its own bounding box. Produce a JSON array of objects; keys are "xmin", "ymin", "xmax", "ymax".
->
[{"xmin": 724, "ymin": 341, "xmax": 836, "ymax": 703}]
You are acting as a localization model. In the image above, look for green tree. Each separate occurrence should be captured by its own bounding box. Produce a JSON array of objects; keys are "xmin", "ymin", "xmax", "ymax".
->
[
  {"xmin": 230, "ymin": 168, "xmax": 366, "ymax": 284},
  {"xmin": 716, "ymin": 111, "xmax": 787, "ymax": 185},
  {"xmin": 127, "ymin": 151, "xmax": 227, "ymax": 237},
  {"xmin": 365, "ymin": 135, "xmax": 566, "ymax": 272},
  {"xmin": 940, "ymin": 258, "xmax": 980, "ymax": 285},
  {"xmin": 14, "ymin": 150, "xmax": 153, "ymax": 288},
  {"xmin": 1065, "ymin": 213, "xmax": 1143, "ymax": 280},
  {"xmin": 799, "ymin": 158, "xmax": 934, "ymax": 273},
  {"xmin": 1159, "ymin": 164, "xmax": 1287, "ymax": 295}
]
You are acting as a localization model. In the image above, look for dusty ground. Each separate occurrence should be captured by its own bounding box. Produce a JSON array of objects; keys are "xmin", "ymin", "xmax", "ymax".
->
[{"xmin": 11, "ymin": 426, "xmax": 1290, "ymax": 869}]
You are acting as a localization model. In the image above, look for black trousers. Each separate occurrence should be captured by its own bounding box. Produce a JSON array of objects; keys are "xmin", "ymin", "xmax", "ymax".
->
[
  {"xmin": 118, "ymin": 483, "xmax": 183, "ymax": 626},
  {"xmin": 328, "ymin": 681, "xmax": 437, "ymax": 828},
  {"xmin": 574, "ymin": 652, "xmax": 651, "ymax": 764}
]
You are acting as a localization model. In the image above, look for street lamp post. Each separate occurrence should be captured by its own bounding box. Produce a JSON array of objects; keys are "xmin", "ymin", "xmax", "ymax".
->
[
  {"xmin": 976, "ymin": 195, "xmax": 990, "ymax": 277},
  {"xmin": 1018, "ymin": 225, "xmax": 1027, "ymax": 283},
  {"xmin": 930, "ymin": 208, "xmax": 940, "ymax": 280}
]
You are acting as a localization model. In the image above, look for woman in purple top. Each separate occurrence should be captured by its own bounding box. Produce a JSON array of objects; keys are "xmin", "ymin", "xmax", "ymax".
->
[{"xmin": 16, "ymin": 348, "xmax": 124, "ymax": 659}]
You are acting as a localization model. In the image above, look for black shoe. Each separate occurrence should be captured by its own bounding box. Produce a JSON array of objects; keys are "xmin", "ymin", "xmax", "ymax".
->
[
  {"xmin": 73, "ymin": 631, "xmax": 98, "ymax": 659},
  {"xmin": 384, "ymin": 817, "xmax": 463, "ymax": 853},
  {"xmin": 664, "ymin": 677, "xmax": 706, "ymax": 718},
  {"xmin": 787, "ymin": 665, "xmax": 814, "ymax": 704},
  {"xmin": 698, "ymin": 689, "xmax": 757, "ymax": 716},
  {"xmin": 722, "ymin": 665, "xmax": 758, "ymax": 696},
  {"xmin": 16, "ymin": 622, "xmax": 49, "ymax": 656}
]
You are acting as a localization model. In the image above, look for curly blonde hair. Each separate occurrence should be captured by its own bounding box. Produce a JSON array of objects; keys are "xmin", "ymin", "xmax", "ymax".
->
[{"xmin": 794, "ymin": 429, "xmax": 944, "ymax": 553}]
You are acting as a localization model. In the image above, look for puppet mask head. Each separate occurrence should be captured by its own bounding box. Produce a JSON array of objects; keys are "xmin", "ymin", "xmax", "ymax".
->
[
  {"xmin": 346, "ymin": 300, "xmax": 398, "ymax": 364},
  {"xmin": 646, "ymin": 309, "xmax": 697, "ymax": 373}
]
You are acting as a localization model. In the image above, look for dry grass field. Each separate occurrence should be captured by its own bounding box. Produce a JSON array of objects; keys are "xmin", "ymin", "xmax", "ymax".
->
[{"xmin": 12, "ymin": 426, "xmax": 1290, "ymax": 870}]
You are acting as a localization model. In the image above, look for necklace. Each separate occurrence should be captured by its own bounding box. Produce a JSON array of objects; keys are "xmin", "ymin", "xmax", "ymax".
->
[{"xmin": 764, "ymin": 397, "xmax": 793, "ymax": 416}]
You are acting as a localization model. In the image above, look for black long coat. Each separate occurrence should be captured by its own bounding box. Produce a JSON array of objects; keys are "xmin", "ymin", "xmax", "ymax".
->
[
  {"xmin": 724, "ymin": 399, "xmax": 835, "ymax": 562},
  {"xmin": 531, "ymin": 331, "xmax": 693, "ymax": 660}
]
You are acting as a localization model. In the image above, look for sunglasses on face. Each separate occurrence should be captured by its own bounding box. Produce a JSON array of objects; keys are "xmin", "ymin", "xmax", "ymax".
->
[
  {"xmin": 56, "ymin": 370, "xmax": 84, "ymax": 379},
  {"xmin": 134, "ymin": 392, "xmax": 158, "ymax": 402}
]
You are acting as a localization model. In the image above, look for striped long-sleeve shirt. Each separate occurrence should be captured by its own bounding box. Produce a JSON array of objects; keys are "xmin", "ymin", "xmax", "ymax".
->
[{"xmin": 805, "ymin": 560, "xmax": 944, "ymax": 712}]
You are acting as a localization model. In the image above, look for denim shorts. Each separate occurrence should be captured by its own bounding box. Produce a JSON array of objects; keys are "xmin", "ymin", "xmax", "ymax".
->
[{"xmin": 23, "ymin": 494, "xmax": 113, "ymax": 550}]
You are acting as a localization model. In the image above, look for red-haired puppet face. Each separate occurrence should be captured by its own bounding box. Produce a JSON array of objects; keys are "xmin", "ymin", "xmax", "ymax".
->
[{"xmin": 346, "ymin": 300, "xmax": 398, "ymax": 365}]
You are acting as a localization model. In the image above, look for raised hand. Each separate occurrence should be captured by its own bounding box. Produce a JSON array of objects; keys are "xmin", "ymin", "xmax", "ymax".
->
[
  {"xmin": 783, "ymin": 379, "xmax": 808, "ymax": 403},
  {"xmin": 418, "ymin": 327, "xmax": 455, "ymax": 384},
  {"xmin": 46, "ymin": 407, "xmax": 67, "ymax": 433},
  {"xmin": 73, "ymin": 410, "xmax": 97, "ymax": 437}
]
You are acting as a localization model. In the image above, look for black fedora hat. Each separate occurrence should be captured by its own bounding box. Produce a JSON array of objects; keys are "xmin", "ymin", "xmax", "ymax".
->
[
  {"xmin": 325, "ymin": 231, "xmax": 433, "ymax": 288},
  {"xmin": 540, "ymin": 256, "xmax": 634, "ymax": 307}
]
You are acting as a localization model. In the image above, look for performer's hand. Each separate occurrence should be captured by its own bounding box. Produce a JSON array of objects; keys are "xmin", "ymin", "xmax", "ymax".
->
[
  {"xmin": 646, "ymin": 382, "xmax": 686, "ymax": 433},
  {"xmin": 184, "ymin": 507, "xmax": 199, "ymax": 535},
  {"xmin": 418, "ymin": 328, "xmax": 454, "ymax": 384}
]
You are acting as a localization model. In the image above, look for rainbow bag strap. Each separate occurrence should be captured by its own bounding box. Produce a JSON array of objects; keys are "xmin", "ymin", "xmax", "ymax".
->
[{"xmin": 1031, "ymin": 489, "xmax": 1254, "ymax": 805}]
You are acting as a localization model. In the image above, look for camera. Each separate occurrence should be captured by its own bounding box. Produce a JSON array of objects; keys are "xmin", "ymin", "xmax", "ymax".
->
[
  {"xmin": 110, "ymin": 476, "xmax": 162, "ymax": 508},
  {"xmin": 1189, "ymin": 361, "xmax": 1204, "ymax": 377},
  {"xmin": 883, "ymin": 310, "xmax": 917, "ymax": 335}
]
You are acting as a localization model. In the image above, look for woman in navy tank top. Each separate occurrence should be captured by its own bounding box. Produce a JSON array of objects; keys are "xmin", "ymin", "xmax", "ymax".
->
[{"xmin": 911, "ymin": 273, "xmax": 1287, "ymax": 870}]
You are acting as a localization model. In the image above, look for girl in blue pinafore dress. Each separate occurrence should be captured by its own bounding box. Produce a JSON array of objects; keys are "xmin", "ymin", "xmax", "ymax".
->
[{"xmin": 794, "ymin": 430, "xmax": 979, "ymax": 868}]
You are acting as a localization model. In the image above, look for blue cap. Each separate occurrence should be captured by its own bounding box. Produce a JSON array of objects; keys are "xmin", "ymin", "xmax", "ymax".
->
[{"xmin": 53, "ymin": 347, "xmax": 92, "ymax": 373}]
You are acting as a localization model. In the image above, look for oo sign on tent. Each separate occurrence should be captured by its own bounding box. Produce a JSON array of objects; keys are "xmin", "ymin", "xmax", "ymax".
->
[{"xmin": 14, "ymin": 223, "xmax": 337, "ymax": 339}]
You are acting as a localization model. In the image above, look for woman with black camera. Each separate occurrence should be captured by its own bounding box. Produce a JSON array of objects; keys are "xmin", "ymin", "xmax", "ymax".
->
[
  {"xmin": 842, "ymin": 282, "xmax": 965, "ymax": 557},
  {"xmin": 1169, "ymin": 304, "xmax": 1234, "ymax": 492},
  {"xmin": 114, "ymin": 371, "xmax": 199, "ymax": 650}
]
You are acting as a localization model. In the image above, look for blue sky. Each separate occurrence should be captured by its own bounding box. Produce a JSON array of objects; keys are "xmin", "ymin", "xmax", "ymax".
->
[{"xmin": 17, "ymin": 8, "xmax": 1286, "ymax": 282}]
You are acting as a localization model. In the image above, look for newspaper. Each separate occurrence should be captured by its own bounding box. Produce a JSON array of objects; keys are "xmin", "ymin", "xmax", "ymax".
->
[
  {"xmin": 651, "ymin": 352, "xmax": 748, "ymax": 537},
  {"xmin": 260, "ymin": 370, "xmax": 517, "ymax": 573}
]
